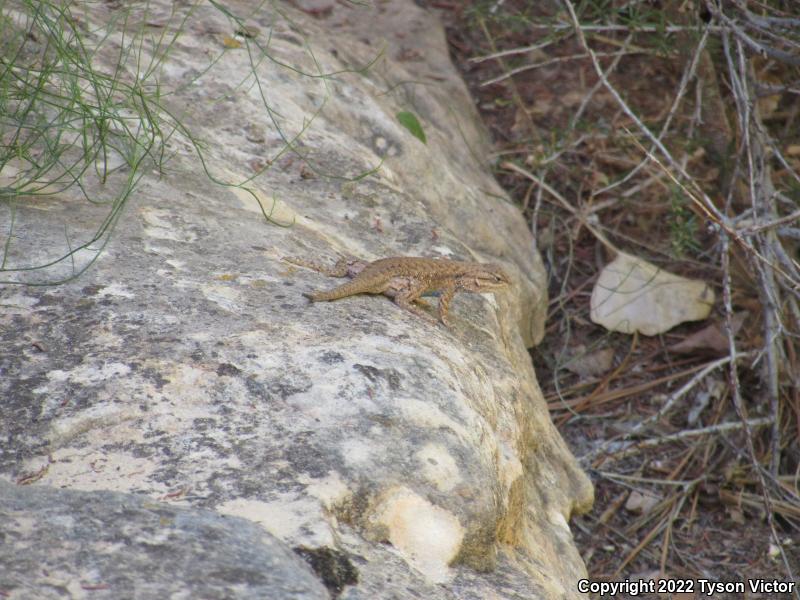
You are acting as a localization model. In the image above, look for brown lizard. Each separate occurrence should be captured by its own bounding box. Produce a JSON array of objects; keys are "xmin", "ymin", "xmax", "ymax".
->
[{"xmin": 285, "ymin": 256, "xmax": 511, "ymax": 327}]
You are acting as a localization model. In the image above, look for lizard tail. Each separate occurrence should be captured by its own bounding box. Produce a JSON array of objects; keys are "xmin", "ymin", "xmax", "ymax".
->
[
  {"xmin": 304, "ymin": 290, "xmax": 347, "ymax": 302},
  {"xmin": 305, "ymin": 279, "xmax": 379, "ymax": 302}
]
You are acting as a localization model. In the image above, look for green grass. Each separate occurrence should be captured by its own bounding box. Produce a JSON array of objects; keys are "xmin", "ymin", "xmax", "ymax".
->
[
  {"xmin": 1, "ymin": 0, "xmax": 168, "ymax": 283},
  {"xmin": 0, "ymin": 0, "xmax": 380, "ymax": 285}
]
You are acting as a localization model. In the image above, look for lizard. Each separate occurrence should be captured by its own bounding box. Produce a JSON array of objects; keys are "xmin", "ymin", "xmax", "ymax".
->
[{"xmin": 284, "ymin": 256, "xmax": 511, "ymax": 327}]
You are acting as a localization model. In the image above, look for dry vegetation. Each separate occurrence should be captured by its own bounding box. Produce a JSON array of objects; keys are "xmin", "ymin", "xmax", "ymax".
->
[{"xmin": 428, "ymin": 0, "xmax": 800, "ymax": 596}]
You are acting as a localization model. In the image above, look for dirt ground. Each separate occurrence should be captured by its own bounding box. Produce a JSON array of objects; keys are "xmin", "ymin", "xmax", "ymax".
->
[{"xmin": 423, "ymin": 1, "xmax": 800, "ymax": 598}]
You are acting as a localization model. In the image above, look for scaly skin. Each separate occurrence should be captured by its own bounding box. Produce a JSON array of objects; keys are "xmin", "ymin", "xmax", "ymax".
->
[{"xmin": 285, "ymin": 256, "xmax": 511, "ymax": 326}]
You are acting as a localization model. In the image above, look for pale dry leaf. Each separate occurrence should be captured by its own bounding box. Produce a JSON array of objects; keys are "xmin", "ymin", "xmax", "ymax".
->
[
  {"xmin": 590, "ymin": 252, "xmax": 715, "ymax": 336},
  {"xmin": 625, "ymin": 490, "xmax": 661, "ymax": 515},
  {"xmin": 563, "ymin": 346, "xmax": 615, "ymax": 378}
]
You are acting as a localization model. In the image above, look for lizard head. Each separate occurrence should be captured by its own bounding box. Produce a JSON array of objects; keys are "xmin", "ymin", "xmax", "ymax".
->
[{"xmin": 460, "ymin": 263, "xmax": 512, "ymax": 292}]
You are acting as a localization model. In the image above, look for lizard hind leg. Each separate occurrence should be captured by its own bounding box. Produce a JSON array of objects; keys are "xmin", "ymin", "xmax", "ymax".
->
[{"xmin": 436, "ymin": 284, "xmax": 457, "ymax": 328}]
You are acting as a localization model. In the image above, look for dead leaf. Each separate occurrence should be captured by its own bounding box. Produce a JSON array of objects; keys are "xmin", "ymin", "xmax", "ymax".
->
[
  {"xmin": 625, "ymin": 490, "xmax": 661, "ymax": 514},
  {"xmin": 670, "ymin": 313, "xmax": 746, "ymax": 355},
  {"xmin": 563, "ymin": 346, "xmax": 615, "ymax": 377},
  {"xmin": 590, "ymin": 252, "xmax": 715, "ymax": 335},
  {"xmin": 222, "ymin": 35, "xmax": 241, "ymax": 49}
]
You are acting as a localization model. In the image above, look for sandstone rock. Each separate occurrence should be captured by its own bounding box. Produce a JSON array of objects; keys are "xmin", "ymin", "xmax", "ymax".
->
[
  {"xmin": 0, "ymin": 480, "xmax": 328, "ymax": 599},
  {"xmin": 0, "ymin": 1, "xmax": 592, "ymax": 597}
]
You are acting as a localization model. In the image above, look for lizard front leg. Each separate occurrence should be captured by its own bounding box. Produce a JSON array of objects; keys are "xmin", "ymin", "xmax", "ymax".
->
[{"xmin": 394, "ymin": 282, "xmax": 439, "ymax": 325}]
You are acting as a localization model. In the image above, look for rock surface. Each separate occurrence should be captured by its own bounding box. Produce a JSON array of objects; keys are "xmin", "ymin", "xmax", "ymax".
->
[
  {"xmin": 0, "ymin": 1, "xmax": 593, "ymax": 598},
  {"xmin": 0, "ymin": 480, "xmax": 329, "ymax": 599}
]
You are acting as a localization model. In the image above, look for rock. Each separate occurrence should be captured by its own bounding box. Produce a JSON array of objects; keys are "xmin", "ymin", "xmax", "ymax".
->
[
  {"xmin": 0, "ymin": 1, "xmax": 592, "ymax": 598},
  {"xmin": 0, "ymin": 480, "xmax": 328, "ymax": 599}
]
